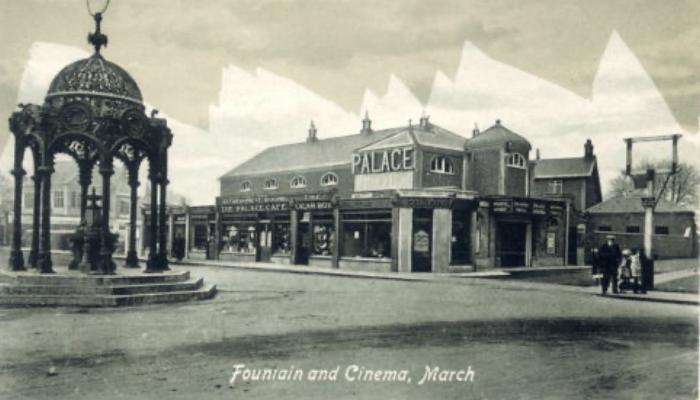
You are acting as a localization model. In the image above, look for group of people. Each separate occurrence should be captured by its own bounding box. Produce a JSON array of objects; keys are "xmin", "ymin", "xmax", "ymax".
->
[{"xmin": 592, "ymin": 235, "xmax": 647, "ymax": 295}]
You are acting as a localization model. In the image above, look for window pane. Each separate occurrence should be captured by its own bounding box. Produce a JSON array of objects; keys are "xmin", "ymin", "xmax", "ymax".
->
[{"xmin": 312, "ymin": 223, "xmax": 334, "ymax": 255}]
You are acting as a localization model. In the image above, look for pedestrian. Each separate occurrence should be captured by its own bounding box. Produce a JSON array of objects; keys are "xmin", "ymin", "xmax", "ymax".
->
[
  {"xmin": 598, "ymin": 235, "xmax": 622, "ymax": 295},
  {"xmin": 590, "ymin": 248, "xmax": 603, "ymax": 282},
  {"xmin": 629, "ymin": 248, "xmax": 642, "ymax": 294},
  {"xmin": 618, "ymin": 249, "xmax": 632, "ymax": 293}
]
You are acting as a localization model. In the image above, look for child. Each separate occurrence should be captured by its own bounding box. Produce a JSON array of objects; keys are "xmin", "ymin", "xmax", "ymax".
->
[
  {"xmin": 618, "ymin": 249, "xmax": 632, "ymax": 293},
  {"xmin": 629, "ymin": 248, "xmax": 642, "ymax": 294}
]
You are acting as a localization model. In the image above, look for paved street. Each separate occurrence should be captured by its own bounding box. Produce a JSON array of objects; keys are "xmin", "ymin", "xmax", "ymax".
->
[{"xmin": 0, "ymin": 265, "xmax": 697, "ymax": 400}]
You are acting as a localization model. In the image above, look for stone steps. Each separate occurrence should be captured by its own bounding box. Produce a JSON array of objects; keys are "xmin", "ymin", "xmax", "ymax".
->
[
  {"xmin": 14, "ymin": 271, "xmax": 191, "ymax": 286},
  {"xmin": 0, "ymin": 284, "xmax": 217, "ymax": 307},
  {"xmin": 0, "ymin": 278, "xmax": 204, "ymax": 295},
  {"xmin": 0, "ymin": 269, "xmax": 217, "ymax": 307}
]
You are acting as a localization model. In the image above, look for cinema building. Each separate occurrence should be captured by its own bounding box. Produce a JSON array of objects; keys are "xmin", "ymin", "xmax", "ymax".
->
[{"xmin": 190, "ymin": 115, "xmax": 600, "ymax": 273}]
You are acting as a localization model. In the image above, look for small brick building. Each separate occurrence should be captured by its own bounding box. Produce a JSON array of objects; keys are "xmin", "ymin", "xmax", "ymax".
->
[{"xmin": 585, "ymin": 194, "xmax": 698, "ymax": 259}]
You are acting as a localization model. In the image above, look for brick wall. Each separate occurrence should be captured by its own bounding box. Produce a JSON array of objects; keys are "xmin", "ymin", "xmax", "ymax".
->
[{"xmin": 588, "ymin": 211, "xmax": 697, "ymax": 258}]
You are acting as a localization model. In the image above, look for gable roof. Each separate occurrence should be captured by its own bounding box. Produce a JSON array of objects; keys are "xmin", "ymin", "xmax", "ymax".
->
[
  {"xmin": 465, "ymin": 122, "xmax": 531, "ymax": 150},
  {"xmin": 532, "ymin": 157, "xmax": 596, "ymax": 179},
  {"xmin": 220, "ymin": 122, "xmax": 466, "ymax": 178},
  {"xmin": 585, "ymin": 193, "xmax": 694, "ymax": 214}
]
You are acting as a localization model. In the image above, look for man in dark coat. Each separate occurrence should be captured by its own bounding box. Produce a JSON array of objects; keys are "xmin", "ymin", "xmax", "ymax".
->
[{"xmin": 598, "ymin": 235, "xmax": 622, "ymax": 295}]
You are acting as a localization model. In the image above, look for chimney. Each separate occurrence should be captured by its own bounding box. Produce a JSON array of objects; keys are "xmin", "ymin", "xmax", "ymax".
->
[
  {"xmin": 419, "ymin": 111, "xmax": 431, "ymax": 129},
  {"xmin": 306, "ymin": 120, "xmax": 318, "ymax": 143},
  {"xmin": 495, "ymin": 119, "xmax": 501, "ymax": 126},
  {"xmin": 472, "ymin": 123, "xmax": 480, "ymax": 137},
  {"xmin": 584, "ymin": 139, "xmax": 594, "ymax": 159},
  {"xmin": 361, "ymin": 111, "xmax": 372, "ymax": 134},
  {"xmin": 535, "ymin": 148, "xmax": 540, "ymax": 160}
]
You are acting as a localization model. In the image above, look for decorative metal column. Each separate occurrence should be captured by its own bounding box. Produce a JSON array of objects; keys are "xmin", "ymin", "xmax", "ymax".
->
[
  {"xmin": 157, "ymin": 150, "xmax": 170, "ymax": 270},
  {"xmin": 37, "ymin": 162, "xmax": 54, "ymax": 274},
  {"xmin": 146, "ymin": 169, "xmax": 160, "ymax": 272},
  {"xmin": 78, "ymin": 161, "xmax": 93, "ymax": 224},
  {"xmin": 28, "ymin": 172, "xmax": 41, "ymax": 269},
  {"xmin": 97, "ymin": 158, "xmax": 115, "ymax": 274},
  {"xmin": 9, "ymin": 156, "xmax": 26, "ymax": 271},
  {"xmin": 125, "ymin": 166, "xmax": 140, "ymax": 268}
]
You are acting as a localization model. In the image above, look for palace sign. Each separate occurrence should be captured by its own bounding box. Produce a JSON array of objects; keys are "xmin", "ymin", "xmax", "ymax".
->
[{"xmin": 352, "ymin": 147, "xmax": 414, "ymax": 175}]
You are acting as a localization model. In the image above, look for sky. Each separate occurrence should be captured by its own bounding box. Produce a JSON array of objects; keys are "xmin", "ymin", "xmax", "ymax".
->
[{"xmin": 0, "ymin": 0, "xmax": 697, "ymax": 138}]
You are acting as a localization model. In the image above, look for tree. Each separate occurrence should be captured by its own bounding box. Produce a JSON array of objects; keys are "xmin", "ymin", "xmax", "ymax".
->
[{"xmin": 608, "ymin": 161, "xmax": 699, "ymax": 207}]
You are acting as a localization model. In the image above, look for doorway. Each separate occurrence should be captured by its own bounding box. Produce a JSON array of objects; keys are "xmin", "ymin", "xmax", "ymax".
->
[
  {"xmin": 296, "ymin": 222, "xmax": 311, "ymax": 265},
  {"xmin": 258, "ymin": 223, "xmax": 272, "ymax": 262},
  {"xmin": 498, "ymin": 221, "xmax": 526, "ymax": 267},
  {"xmin": 412, "ymin": 209, "xmax": 433, "ymax": 272}
]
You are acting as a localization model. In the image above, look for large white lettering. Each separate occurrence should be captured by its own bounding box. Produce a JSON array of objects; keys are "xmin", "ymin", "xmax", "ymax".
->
[{"xmin": 353, "ymin": 147, "xmax": 414, "ymax": 175}]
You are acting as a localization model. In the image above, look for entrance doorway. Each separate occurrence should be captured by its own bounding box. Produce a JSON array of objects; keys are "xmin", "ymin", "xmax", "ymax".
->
[
  {"xmin": 412, "ymin": 209, "xmax": 433, "ymax": 272},
  {"xmin": 296, "ymin": 222, "xmax": 311, "ymax": 265},
  {"xmin": 258, "ymin": 223, "xmax": 272, "ymax": 262},
  {"xmin": 498, "ymin": 222, "xmax": 526, "ymax": 267}
]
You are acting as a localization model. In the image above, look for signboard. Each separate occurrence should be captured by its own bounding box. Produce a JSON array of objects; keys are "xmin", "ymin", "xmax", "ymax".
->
[
  {"xmin": 546, "ymin": 232, "xmax": 557, "ymax": 255},
  {"xmin": 174, "ymin": 215, "xmax": 187, "ymax": 224},
  {"xmin": 413, "ymin": 230, "xmax": 430, "ymax": 253},
  {"xmin": 492, "ymin": 199, "xmax": 513, "ymax": 213},
  {"xmin": 549, "ymin": 204, "xmax": 564, "ymax": 215},
  {"xmin": 219, "ymin": 193, "xmax": 333, "ymax": 214},
  {"xmin": 396, "ymin": 197, "xmax": 452, "ymax": 209},
  {"xmin": 532, "ymin": 203, "xmax": 547, "ymax": 215},
  {"xmin": 513, "ymin": 200, "xmax": 530, "ymax": 213},
  {"xmin": 352, "ymin": 147, "xmax": 414, "ymax": 174}
]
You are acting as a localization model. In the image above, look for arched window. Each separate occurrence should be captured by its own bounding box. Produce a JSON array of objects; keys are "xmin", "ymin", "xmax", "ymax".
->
[
  {"xmin": 320, "ymin": 172, "xmax": 338, "ymax": 186},
  {"xmin": 264, "ymin": 178, "xmax": 278, "ymax": 190},
  {"xmin": 506, "ymin": 153, "xmax": 526, "ymax": 169},
  {"xmin": 429, "ymin": 156, "xmax": 454, "ymax": 174},
  {"xmin": 240, "ymin": 181, "xmax": 251, "ymax": 192},
  {"xmin": 290, "ymin": 175, "xmax": 307, "ymax": 189}
]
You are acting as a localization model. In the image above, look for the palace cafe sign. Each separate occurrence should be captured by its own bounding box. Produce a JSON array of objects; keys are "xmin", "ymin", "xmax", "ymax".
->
[
  {"xmin": 219, "ymin": 193, "xmax": 334, "ymax": 214},
  {"xmin": 352, "ymin": 146, "xmax": 414, "ymax": 175}
]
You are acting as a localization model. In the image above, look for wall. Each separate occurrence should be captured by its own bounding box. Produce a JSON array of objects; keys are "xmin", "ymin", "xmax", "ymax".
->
[
  {"xmin": 420, "ymin": 150, "xmax": 463, "ymax": 189},
  {"xmin": 588, "ymin": 212, "xmax": 697, "ymax": 258},
  {"xmin": 220, "ymin": 165, "xmax": 353, "ymax": 197},
  {"xmin": 531, "ymin": 178, "xmax": 586, "ymax": 210},
  {"xmin": 504, "ymin": 166, "xmax": 527, "ymax": 197},
  {"xmin": 468, "ymin": 148, "xmax": 501, "ymax": 195}
]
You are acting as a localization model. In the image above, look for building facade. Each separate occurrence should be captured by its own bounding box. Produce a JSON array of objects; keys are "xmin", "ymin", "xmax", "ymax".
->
[{"xmin": 167, "ymin": 115, "xmax": 597, "ymax": 273}]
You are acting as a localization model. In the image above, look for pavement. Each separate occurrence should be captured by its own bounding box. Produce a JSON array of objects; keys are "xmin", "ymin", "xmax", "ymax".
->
[{"xmin": 171, "ymin": 256, "xmax": 699, "ymax": 306}]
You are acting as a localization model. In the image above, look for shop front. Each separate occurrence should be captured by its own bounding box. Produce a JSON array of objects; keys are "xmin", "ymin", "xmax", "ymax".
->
[
  {"xmin": 216, "ymin": 192, "xmax": 337, "ymax": 266},
  {"xmin": 473, "ymin": 196, "xmax": 569, "ymax": 268},
  {"xmin": 338, "ymin": 190, "xmax": 478, "ymax": 273},
  {"xmin": 187, "ymin": 206, "xmax": 216, "ymax": 260}
]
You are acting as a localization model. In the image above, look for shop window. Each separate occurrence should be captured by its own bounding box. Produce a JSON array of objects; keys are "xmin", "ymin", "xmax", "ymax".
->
[
  {"xmin": 263, "ymin": 179, "xmax": 278, "ymax": 190},
  {"xmin": 597, "ymin": 225, "xmax": 612, "ymax": 232},
  {"xmin": 23, "ymin": 192, "xmax": 33, "ymax": 209},
  {"xmin": 626, "ymin": 226, "xmax": 640, "ymax": 234},
  {"xmin": 290, "ymin": 175, "xmax": 307, "ymax": 189},
  {"xmin": 547, "ymin": 180, "xmax": 563, "ymax": 194},
  {"xmin": 222, "ymin": 223, "xmax": 257, "ymax": 253},
  {"xmin": 193, "ymin": 225, "xmax": 208, "ymax": 250},
  {"xmin": 53, "ymin": 191, "xmax": 64, "ymax": 209},
  {"xmin": 312, "ymin": 223, "xmax": 334, "ymax": 256},
  {"xmin": 654, "ymin": 226, "xmax": 670, "ymax": 235},
  {"xmin": 341, "ymin": 211, "xmax": 391, "ymax": 258},
  {"xmin": 429, "ymin": 156, "xmax": 454, "ymax": 174},
  {"xmin": 506, "ymin": 153, "xmax": 526, "ymax": 169},
  {"xmin": 320, "ymin": 172, "xmax": 338, "ymax": 187},
  {"xmin": 240, "ymin": 181, "xmax": 251, "ymax": 192},
  {"xmin": 451, "ymin": 210, "xmax": 470, "ymax": 264},
  {"xmin": 273, "ymin": 223, "xmax": 291, "ymax": 254}
]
